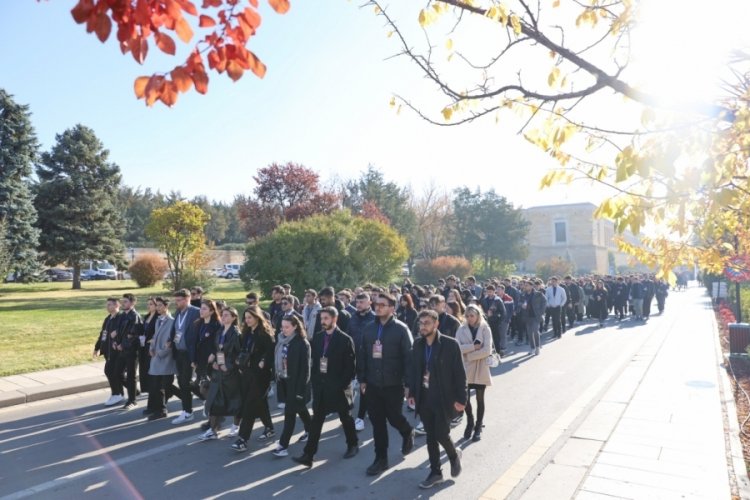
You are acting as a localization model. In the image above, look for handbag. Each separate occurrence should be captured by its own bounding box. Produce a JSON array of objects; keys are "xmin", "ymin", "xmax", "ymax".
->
[{"xmin": 486, "ymin": 351, "xmax": 501, "ymax": 368}]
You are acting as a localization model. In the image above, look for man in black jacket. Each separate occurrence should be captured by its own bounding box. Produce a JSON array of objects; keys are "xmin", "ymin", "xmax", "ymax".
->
[
  {"xmin": 116, "ymin": 293, "xmax": 142, "ymax": 410},
  {"xmin": 94, "ymin": 297, "xmax": 125, "ymax": 407},
  {"xmin": 428, "ymin": 294, "xmax": 460, "ymax": 338},
  {"xmin": 357, "ymin": 293, "xmax": 414, "ymax": 476},
  {"xmin": 408, "ymin": 309, "xmax": 466, "ymax": 489},
  {"xmin": 348, "ymin": 292, "xmax": 375, "ymax": 431},
  {"xmin": 293, "ymin": 307, "xmax": 359, "ymax": 467}
]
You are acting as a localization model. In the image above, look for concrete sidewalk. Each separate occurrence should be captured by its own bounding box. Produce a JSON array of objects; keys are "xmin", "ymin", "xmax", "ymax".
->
[
  {"xmin": 482, "ymin": 286, "xmax": 750, "ymax": 500},
  {"xmin": 0, "ymin": 361, "xmax": 107, "ymax": 408}
]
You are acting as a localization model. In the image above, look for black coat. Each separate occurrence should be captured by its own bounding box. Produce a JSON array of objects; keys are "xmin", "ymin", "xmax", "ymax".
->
[
  {"xmin": 117, "ymin": 308, "xmax": 143, "ymax": 354},
  {"xmin": 397, "ymin": 307, "xmax": 417, "ymax": 337},
  {"xmin": 310, "ymin": 327, "xmax": 356, "ymax": 413},
  {"xmin": 357, "ymin": 315, "xmax": 413, "ymax": 388},
  {"xmin": 409, "ymin": 332, "xmax": 467, "ymax": 420},
  {"xmin": 238, "ymin": 327, "xmax": 275, "ymax": 402},
  {"xmin": 278, "ymin": 334, "xmax": 312, "ymax": 411},
  {"xmin": 205, "ymin": 325, "xmax": 242, "ymax": 417},
  {"xmin": 94, "ymin": 313, "xmax": 124, "ymax": 360},
  {"xmin": 195, "ymin": 318, "xmax": 222, "ymax": 368},
  {"xmin": 438, "ymin": 312, "xmax": 460, "ymax": 338}
]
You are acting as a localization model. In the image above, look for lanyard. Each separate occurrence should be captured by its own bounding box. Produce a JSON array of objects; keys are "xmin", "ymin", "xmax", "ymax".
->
[
  {"xmin": 323, "ymin": 332, "xmax": 332, "ymax": 356},
  {"xmin": 176, "ymin": 309, "xmax": 188, "ymax": 330},
  {"xmin": 377, "ymin": 323, "xmax": 384, "ymax": 342},
  {"xmin": 424, "ymin": 344, "xmax": 433, "ymax": 367},
  {"xmin": 219, "ymin": 329, "xmax": 228, "ymax": 346}
]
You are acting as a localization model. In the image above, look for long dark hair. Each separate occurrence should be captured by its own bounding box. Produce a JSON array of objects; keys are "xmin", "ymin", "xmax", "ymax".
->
[
  {"xmin": 221, "ymin": 307, "xmax": 241, "ymax": 329},
  {"xmin": 282, "ymin": 314, "xmax": 307, "ymax": 339},
  {"xmin": 201, "ymin": 299, "xmax": 220, "ymax": 323},
  {"xmin": 243, "ymin": 306, "xmax": 275, "ymax": 343}
]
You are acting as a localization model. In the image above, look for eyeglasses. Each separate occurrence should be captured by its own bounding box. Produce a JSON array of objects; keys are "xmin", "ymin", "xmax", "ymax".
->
[
  {"xmin": 246, "ymin": 301, "xmax": 256, "ymax": 305},
  {"xmin": 281, "ymin": 302, "xmax": 290, "ymax": 306},
  {"xmin": 374, "ymin": 302, "xmax": 391, "ymax": 308}
]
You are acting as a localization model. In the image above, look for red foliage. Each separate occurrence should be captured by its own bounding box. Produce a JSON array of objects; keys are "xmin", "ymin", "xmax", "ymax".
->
[
  {"xmin": 360, "ymin": 200, "xmax": 390, "ymax": 225},
  {"xmin": 414, "ymin": 256, "xmax": 473, "ymax": 285},
  {"xmin": 237, "ymin": 162, "xmax": 340, "ymax": 238},
  {"xmin": 68, "ymin": 0, "xmax": 291, "ymax": 106},
  {"xmin": 128, "ymin": 253, "xmax": 168, "ymax": 288}
]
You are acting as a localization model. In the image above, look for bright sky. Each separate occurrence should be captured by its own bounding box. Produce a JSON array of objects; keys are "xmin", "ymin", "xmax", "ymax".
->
[{"xmin": 1, "ymin": 1, "xmax": 747, "ymax": 208}]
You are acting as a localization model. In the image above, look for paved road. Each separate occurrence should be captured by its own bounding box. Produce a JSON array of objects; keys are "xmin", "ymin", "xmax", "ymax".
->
[{"xmin": 0, "ymin": 298, "xmax": 680, "ymax": 499}]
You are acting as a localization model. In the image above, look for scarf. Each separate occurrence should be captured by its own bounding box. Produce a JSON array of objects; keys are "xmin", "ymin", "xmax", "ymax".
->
[{"xmin": 274, "ymin": 332, "xmax": 297, "ymax": 379}]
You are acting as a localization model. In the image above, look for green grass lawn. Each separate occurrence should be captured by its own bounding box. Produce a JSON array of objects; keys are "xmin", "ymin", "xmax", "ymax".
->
[{"xmin": 0, "ymin": 279, "xmax": 253, "ymax": 376}]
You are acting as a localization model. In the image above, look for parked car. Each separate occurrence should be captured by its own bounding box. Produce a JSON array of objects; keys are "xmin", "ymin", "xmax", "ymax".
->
[
  {"xmin": 81, "ymin": 260, "xmax": 117, "ymax": 280},
  {"xmin": 42, "ymin": 268, "xmax": 73, "ymax": 282},
  {"xmin": 219, "ymin": 263, "xmax": 242, "ymax": 279}
]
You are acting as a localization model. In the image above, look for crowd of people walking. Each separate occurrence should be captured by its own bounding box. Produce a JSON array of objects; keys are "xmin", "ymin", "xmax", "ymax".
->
[{"xmin": 93, "ymin": 273, "xmax": 668, "ymax": 489}]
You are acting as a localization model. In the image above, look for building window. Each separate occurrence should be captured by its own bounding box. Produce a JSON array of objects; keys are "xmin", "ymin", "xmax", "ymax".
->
[{"xmin": 554, "ymin": 221, "xmax": 567, "ymax": 244}]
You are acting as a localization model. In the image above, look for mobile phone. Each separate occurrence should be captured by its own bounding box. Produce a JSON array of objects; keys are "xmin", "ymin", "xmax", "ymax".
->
[{"xmin": 474, "ymin": 339, "xmax": 482, "ymax": 345}]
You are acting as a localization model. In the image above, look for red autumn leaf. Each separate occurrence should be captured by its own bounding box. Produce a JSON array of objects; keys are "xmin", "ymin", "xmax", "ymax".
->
[
  {"xmin": 226, "ymin": 60, "xmax": 244, "ymax": 81},
  {"xmin": 170, "ymin": 67, "xmax": 193, "ymax": 92},
  {"xmin": 134, "ymin": 76, "xmax": 149, "ymax": 98},
  {"xmin": 241, "ymin": 7, "xmax": 262, "ymax": 30},
  {"xmin": 198, "ymin": 15, "xmax": 216, "ymax": 27},
  {"xmin": 192, "ymin": 70, "xmax": 208, "ymax": 94},
  {"xmin": 155, "ymin": 32, "xmax": 176, "ymax": 55},
  {"xmin": 268, "ymin": 0, "xmax": 290, "ymax": 15},
  {"xmin": 160, "ymin": 81, "xmax": 179, "ymax": 106},
  {"xmin": 94, "ymin": 13, "xmax": 112, "ymax": 42},
  {"xmin": 246, "ymin": 50, "xmax": 267, "ymax": 78},
  {"xmin": 175, "ymin": 0, "xmax": 198, "ymax": 16},
  {"xmin": 70, "ymin": 0, "xmax": 93, "ymax": 24},
  {"xmin": 164, "ymin": 0, "xmax": 183, "ymax": 20},
  {"xmin": 175, "ymin": 16, "xmax": 193, "ymax": 43}
]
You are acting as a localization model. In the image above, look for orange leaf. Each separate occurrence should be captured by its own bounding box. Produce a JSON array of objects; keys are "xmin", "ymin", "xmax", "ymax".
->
[
  {"xmin": 175, "ymin": 0, "xmax": 198, "ymax": 16},
  {"xmin": 134, "ymin": 76, "xmax": 149, "ymax": 99},
  {"xmin": 192, "ymin": 71, "xmax": 208, "ymax": 94},
  {"xmin": 175, "ymin": 16, "xmax": 193, "ymax": 43},
  {"xmin": 246, "ymin": 50, "xmax": 267, "ymax": 78},
  {"xmin": 145, "ymin": 76, "xmax": 165, "ymax": 106},
  {"xmin": 241, "ymin": 7, "xmax": 262, "ymax": 29},
  {"xmin": 170, "ymin": 67, "xmax": 193, "ymax": 92},
  {"xmin": 94, "ymin": 13, "xmax": 112, "ymax": 42},
  {"xmin": 155, "ymin": 32, "xmax": 176, "ymax": 55},
  {"xmin": 160, "ymin": 81, "xmax": 179, "ymax": 106},
  {"xmin": 199, "ymin": 14, "xmax": 216, "ymax": 27},
  {"xmin": 268, "ymin": 0, "xmax": 290, "ymax": 15},
  {"xmin": 226, "ymin": 60, "xmax": 244, "ymax": 81}
]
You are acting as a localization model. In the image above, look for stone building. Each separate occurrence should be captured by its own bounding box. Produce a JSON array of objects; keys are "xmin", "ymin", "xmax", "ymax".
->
[{"xmin": 518, "ymin": 202, "xmax": 638, "ymax": 275}]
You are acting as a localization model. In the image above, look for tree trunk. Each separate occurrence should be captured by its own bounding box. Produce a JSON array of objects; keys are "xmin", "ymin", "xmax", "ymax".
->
[{"xmin": 72, "ymin": 264, "xmax": 81, "ymax": 290}]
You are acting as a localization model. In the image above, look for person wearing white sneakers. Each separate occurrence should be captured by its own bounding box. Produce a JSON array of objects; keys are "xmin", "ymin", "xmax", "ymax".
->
[
  {"xmin": 94, "ymin": 297, "xmax": 125, "ymax": 407},
  {"xmin": 170, "ymin": 289, "xmax": 201, "ymax": 426},
  {"xmin": 201, "ymin": 307, "xmax": 243, "ymax": 441},
  {"xmin": 272, "ymin": 315, "xmax": 312, "ymax": 457}
]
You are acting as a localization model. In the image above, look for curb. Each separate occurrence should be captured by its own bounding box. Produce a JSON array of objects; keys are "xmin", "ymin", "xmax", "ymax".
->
[
  {"xmin": 709, "ymin": 296, "xmax": 750, "ymax": 499},
  {"xmin": 0, "ymin": 376, "xmax": 109, "ymax": 409}
]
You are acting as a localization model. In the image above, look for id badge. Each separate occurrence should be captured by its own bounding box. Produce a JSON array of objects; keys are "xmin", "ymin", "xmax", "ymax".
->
[
  {"xmin": 174, "ymin": 331, "xmax": 183, "ymax": 344},
  {"xmin": 320, "ymin": 356, "xmax": 328, "ymax": 373},
  {"xmin": 422, "ymin": 370, "xmax": 430, "ymax": 389},
  {"xmin": 217, "ymin": 352, "xmax": 225, "ymax": 365},
  {"xmin": 372, "ymin": 341, "xmax": 383, "ymax": 359},
  {"xmin": 101, "ymin": 330, "xmax": 107, "ymax": 342}
]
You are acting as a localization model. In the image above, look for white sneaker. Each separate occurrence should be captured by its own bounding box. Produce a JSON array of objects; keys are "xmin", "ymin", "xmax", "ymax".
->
[
  {"xmin": 277, "ymin": 403, "xmax": 286, "ymax": 410},
  {"xmin": 104, "ymin": 395, "xmax": 124, "ymax": 406},
  {"xmin": 199, "ymin": 429, "xmax": 217, "ymax": 441},
  {"xmin": 415, "ymin": 422, "xmax": 426, "ymax": 436},
  {"xmin": 272, "ymin": 444, "xmax": 288, "ymax": 457},
  {"xmin": 355, "ymin": 418, "xmax": 365, "ymax": 432},
  {"xmin": 228, "ymin": 424, "xmax": 239, "ymax": 437},
  {"xmin": 172, "ymin": 411, "xmax": 195, "ymax": 425}
]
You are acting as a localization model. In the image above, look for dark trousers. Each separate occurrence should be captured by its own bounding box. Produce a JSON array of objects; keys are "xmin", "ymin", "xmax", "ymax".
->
[
  {"xmin": 174, "ymin": 350, "xmax": 193, "ymax": 413},
  {"xmin": 549, "ymin": 306, "xmax": 563, "ymax": 337},
  {"xmin": 614, "ymin": 303, "xmax": 626, "ymax": 319},
  {"xmin": 464, "ymin": 384, "xmax": 486, "ymax": 426},
  {"xmin": 148, "ymin": 374, "xmax": 175, "ymax": 414},
  {"xmin": 357, "ymin": 389, "xmax": 368, "ymax": 419},
  {"xmin": 419, "ymin": 402, "xmax": 457, "ymax": 474},
  {"xmin": 643, "ymin": 295, "xmax": 653, "ymax": 318},
  {"xmin": 366, "ymin": 384, "xmax": 412, "ymax": 458},
  {"xmin": 565, "ymin": 305, "xmax": 576, "ymax": 328},
  {"xmin": 138, "ymin": 347, "xmax": 151, "ymax": 393},
  {"xmin": 656, "ymin": 295, "xmax": 666, "ymax": 313},
  {"xmin": 116, "ymin": 352, "xmax": 138, "ymax": 403},
  {"xmin": 279, "ymin": 405, "xmax": 312, "ymax": 448},
  {"xmin": 104, "ymin": 353, "xmax": 123, "ymax": 396},
  {"xmin": 304, "ymin": 399, "xmax": 358, "ymax": 456},
  {"xmin": 238, "ymin": 397, "xmax": 274, "ymax": 440}
]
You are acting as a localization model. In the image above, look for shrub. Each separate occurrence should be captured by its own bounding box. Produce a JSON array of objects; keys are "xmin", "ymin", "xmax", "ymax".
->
[
  {"xmin": 128, "ymin": 254, "xmax": 168, "ymax": 288},
  {"xmin": 413, "ymin": 256, "xmax": 473, "ymax": 285},
  {"xmin": 536, "ymin": 257, "xmax": 575, "ymax": 280}
]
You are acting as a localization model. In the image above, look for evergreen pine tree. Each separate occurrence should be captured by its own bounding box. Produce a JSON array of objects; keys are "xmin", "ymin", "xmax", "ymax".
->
[
  {"xmin": 35, "ymin": 124, "xmax": 125, "ymax": 289},
  {"xmin": 0, "ymin": 89, "xmax": 40, "ymax": 279}
]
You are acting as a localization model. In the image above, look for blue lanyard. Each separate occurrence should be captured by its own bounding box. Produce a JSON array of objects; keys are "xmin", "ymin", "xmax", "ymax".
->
[
  {"xmin": 219, "ymin": 330, "xmax": 228, "ymax": 346},
  {"xmin": 377, "ymin": 324, "xmax": 384, "ymax": 342},
  {"xmin": 425, "ymin": 344, "xmax": 433, "ymax": 366}
]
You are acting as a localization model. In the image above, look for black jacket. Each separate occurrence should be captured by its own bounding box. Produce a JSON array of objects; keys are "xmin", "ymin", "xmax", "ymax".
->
[
  {"xmin": 310, "ymin": 327, "xmax": 356, "ymax": 413},
  {"xmin": 409, "ymin": 332, "xmax": 467, "ymax": 419},
  {"xmin": 279, "ymin": 334, "xmax": 312, "ymax": 410},
  {"xmin": 94, "ymin": 312, "xmax": 124, "ymax": 359},
  {"xmin": 117, "ymin": 308, "xmax": 142, "ymax": 354},
  {"xmin": 357, "ymin": 315, "xmax": 413, "ymax": 388},
  {"xmin": 195, "ymin": 318, "xmax": 222, "ymax": 368},
  {"xmin": 438, "ymin": 312, "xmax": 460, "ymax": 338},
  {"xmin": 238, "ymin": 326, "xmax": 275, "ymax": 400},
  {"xmin": 397, "ymin": 307, "xmax": 418, "ymax": 337},
  {"xmin": 349, "ymin": 309, "xmax": 375, "ymax": 352}
]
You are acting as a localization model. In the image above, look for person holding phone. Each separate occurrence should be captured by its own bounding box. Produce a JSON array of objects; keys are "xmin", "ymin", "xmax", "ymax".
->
[{"xmin": 455, "ymin": 304, "xmax": 493, "ymax": 441}]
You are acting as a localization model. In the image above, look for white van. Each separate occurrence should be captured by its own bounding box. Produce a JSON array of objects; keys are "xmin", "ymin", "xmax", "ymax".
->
[
  {"xmin": 220, "ymin": 263, "xmax": 241, "ymax": 279},
  {"xmin": 81, "ymin": 260, "xmax": 117, "ymax": 280}
]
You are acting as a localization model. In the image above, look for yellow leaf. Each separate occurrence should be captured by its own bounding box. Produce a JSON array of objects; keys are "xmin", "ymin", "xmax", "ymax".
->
[
  {"xmin": 442, "ymin": 106, "xmax": 453, "ymax": 121},
  {"xmin": 445, "ymin": 38, "xmax": 453, "ymax": 51},
  {"xmin": 547, "ymin": 67, "xmax": 560, "ymax": 87},
  {"xmin": 418, "ymin": 9, "xmax": 428, "ymax": 26},
  {"xmin": 510, "ymin": 14, "xmax": 522, "ymax": 35},
  {"xmin": 389, "ymin": 96, "xmax": 396, "ymax": 108},
  {"xmin": 387, "ymin": 30, "xmax": 394, "ymax": 38}
]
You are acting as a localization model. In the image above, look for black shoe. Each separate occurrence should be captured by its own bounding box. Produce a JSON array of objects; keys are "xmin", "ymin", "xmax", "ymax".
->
[
  {"xmin": 419, "ymin": 471, "xmax": 444, "ymax": 489},
  {"xmin": 402, "ymin": 429, "xmax": 415, "ymax": 455},
  {"xmin": 343, "ymin": 445, "xmax": 359, "ymax": 459},
  {"xmin": 292, "ymin": 454, "xmax": 313, "ymax": 468},
  {"xmin": 463, "ymin": 423, "xmax": 474, "ymax": 440},
  {"xmin": 148, "ymin": 412, "xmax": 167, "ymax": 421},
  {"xmin": 450, "ymin": 449, "xmax": 462, "ymax": 478},
  {"xmin": 231, "ymin": 438, "xmax": 248, "ymax": 452},
  {"xmin": 366, "ymin": 457, "xmax": 389, "ymax": 476},
  {"xmin": 472, "ymin": 428, "xmax": 482, "ymax": 442},
  {"xmin": 200, "ymin": 422, "xmax": 211, "ymax": 432},
  {"xmin": 142, "ymin": 408, "xmax": 155, "ymax": 416}
]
